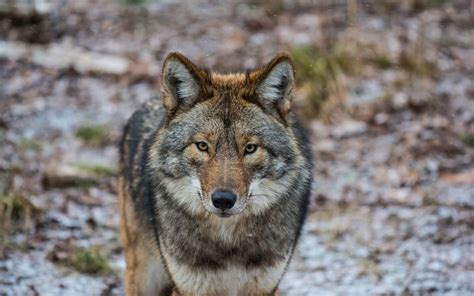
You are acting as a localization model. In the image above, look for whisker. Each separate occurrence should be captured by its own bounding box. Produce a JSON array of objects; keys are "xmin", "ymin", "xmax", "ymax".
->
[{"xmin": 248, "ymin": 193, "xmax": 273, "ymax": 200}]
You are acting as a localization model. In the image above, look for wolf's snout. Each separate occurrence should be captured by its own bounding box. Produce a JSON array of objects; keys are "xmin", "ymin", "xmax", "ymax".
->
[{"xmin": 211, "ymin": 190, "xmax": 237, "ymax": 210}]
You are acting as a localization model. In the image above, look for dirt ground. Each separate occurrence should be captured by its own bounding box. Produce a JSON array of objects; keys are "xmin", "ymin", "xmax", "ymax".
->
[{"xmin": 0, "ymin": 0, "xmax": 473, "ymax": 295}]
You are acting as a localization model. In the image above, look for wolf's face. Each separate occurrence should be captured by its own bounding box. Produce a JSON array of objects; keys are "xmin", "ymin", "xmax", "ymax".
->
[{"xmin": 150, "ymin": 53, "xmax": 303, "ymax": 218}]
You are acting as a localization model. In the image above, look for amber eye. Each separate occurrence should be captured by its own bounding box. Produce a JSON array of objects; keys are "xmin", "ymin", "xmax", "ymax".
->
[
  {"xmin": 196, "ymin": 141, "xmax": 209, "ymax": 152},
  {"xmin": 244, "ymin": 144, "xmax": 258, "ymax": 155}
]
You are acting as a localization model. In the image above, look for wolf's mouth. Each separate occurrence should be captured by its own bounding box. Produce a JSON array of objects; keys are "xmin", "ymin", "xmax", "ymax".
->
[
  {"xmin": 215, "ymin": 212, "xmax": 232, "ymax": 218},
  {"xmin": 204, "ymin": 202, "xmax": 247, "ymax": 218}
]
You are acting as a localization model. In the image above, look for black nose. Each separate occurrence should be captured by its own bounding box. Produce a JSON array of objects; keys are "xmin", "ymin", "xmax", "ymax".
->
[{"xmin": 211, "ymin": 190, "xmax": 237, "ymax": 210}]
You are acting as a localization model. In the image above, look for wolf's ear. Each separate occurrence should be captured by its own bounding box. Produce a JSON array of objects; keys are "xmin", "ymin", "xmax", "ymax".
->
[
  {"xmin": 255, "ymin": 54, "xmax": 295, "ymax": 120},
  {"xmin": 160, "ymin": 52, "xmax": 206, "ymax": 115}
]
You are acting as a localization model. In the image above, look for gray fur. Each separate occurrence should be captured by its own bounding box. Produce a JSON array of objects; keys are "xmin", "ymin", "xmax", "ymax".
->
[{"xmin": 119, "ymin": 57, "xmax": 313, "ymax": 295}]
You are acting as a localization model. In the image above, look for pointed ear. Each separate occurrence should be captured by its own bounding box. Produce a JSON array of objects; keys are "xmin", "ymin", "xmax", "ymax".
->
[
  {"xmin": 160, "ymin": 52, "xmax": 206, "ymax": 116},
  {"xmin": 255, "ymin": 53, "xmax": 295, "ymax": 120}
]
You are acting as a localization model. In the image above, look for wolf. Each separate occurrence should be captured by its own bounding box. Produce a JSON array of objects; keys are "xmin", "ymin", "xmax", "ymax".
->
[{"xmin": 118, "ymin": 52, "xmax": 313, "ymax": 296}]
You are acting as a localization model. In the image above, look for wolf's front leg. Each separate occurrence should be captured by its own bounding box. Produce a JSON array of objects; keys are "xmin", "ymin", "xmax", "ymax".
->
[
  {"xmin": 123, "ymin": 246, "xmax": 170, "ymax": 295},
  {"xmin": 119, "ymin": 177, "xmax": 171, "ymax": 295}
]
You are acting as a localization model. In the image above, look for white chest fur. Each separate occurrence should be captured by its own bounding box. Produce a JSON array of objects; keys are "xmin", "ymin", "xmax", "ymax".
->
[{"xmin": 161, "ymin": 247, "xmax": 288, "ymax": 296}]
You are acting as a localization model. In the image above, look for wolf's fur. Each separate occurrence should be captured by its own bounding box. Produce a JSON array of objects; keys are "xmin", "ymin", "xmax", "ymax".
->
[{"xmin": 118, "ymin": 52, "xmax": 313, "ymax": 296}]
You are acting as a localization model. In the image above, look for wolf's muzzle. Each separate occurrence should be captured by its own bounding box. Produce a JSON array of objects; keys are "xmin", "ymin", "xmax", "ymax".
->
[{"xmin": 211, "ymin": 190, "xmax": 237, "ymax": 210}]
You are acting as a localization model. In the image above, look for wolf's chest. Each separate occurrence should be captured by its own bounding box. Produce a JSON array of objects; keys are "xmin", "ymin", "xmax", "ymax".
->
[
  {"xmin": 158, "ymin": 211, "xmax": 294, "ymax": 270},
  {"xmin": 161, "ymin": 245, "xmax": 288, "ymax": 295}
]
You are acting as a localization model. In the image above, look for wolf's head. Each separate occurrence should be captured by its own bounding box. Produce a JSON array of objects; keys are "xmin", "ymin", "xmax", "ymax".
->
[{"xmin": 150, "ymin": 52, "xmax": 307, "ymax": 218}]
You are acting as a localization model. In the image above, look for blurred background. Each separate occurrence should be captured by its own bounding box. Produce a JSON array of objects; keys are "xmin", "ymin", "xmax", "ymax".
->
[{"xmin": 0, "ymin": 0, "xmax": 473, "ymax": 295}]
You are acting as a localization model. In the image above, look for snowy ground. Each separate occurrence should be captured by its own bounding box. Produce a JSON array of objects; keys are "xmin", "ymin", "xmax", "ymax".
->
[{"xmin": 1, "ymin": 0, "xmax": 473, "ymax": 295}]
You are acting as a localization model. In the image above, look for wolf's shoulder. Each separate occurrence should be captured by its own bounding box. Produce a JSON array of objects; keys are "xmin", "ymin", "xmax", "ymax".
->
[
  {"xmin": 119, "ymin": 96, "xmax": 166, "ymax": 171},
  {"xmin": 126, "ymin": 96, "xmax": 165, "ymax": 136}
]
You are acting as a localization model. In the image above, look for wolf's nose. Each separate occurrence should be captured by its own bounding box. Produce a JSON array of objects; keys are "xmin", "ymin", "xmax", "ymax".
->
[{"xmin": 211, "ymin": 190, "xmax": 237, "ymax": 210}]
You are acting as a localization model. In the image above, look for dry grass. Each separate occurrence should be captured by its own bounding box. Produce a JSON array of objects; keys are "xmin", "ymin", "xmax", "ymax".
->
[
  {"xmin": 75, "ymin": 124, "xmax": 110, "ymax": 146},
  {"xmin": 462, "ymin": 133, "xmax": 474, "ymax": 147},
  {"xmin": 0, "ymin": 193, "xmax": 39, "ymax": 233},
  {"xmin": 17, "ymin": 138, "xmax": 42, "ymax": 151},
  {"xmin": 291, "ymin": 42, "xmax": 359, "ymax": 121},
  {"xmin": 64, "ymin": 247, "xmax": 115, "ymax": 275}
]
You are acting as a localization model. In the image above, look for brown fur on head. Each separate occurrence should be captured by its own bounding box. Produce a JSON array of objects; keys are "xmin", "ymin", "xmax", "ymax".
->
[
  {"xmin": 153, "ymin": 52, "xmax": 302, "ymax": 218},
  {"xmin": 160, "ymin": 52, "xmax": 295, "ymax": 122}
]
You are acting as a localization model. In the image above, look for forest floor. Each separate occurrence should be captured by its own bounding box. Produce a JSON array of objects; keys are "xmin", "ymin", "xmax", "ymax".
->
[{"xmin": 0, "ymin": 0, "xmax": 473, "ymax": 295}]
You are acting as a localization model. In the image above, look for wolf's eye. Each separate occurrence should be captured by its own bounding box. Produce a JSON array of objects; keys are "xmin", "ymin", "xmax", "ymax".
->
[
  {"xmin": 244, "ymin": 144, "xmax": 258, "ymax": 155},
  {"xmin": 196, "ymin": 141, "xmax": 209, "ymax": 152}
]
